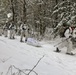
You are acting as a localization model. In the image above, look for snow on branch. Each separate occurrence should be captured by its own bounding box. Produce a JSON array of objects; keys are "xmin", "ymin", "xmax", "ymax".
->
[
  {"xmin": 67, "ymin": 15, "xmax": 76, "ymax": 24},
  {"xmin": 52, "ymin": 0, "xmax": 76, "ymax": 28},
  {"xmin": 54, "ymin": 1, "xmax": 66, "ymax": 10},
  {"xmin": 52, "ymin": 7, "xmax": 66, "ymax": 16}
]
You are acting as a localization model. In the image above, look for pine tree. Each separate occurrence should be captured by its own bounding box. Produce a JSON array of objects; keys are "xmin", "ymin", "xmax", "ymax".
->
[
  {"xmin": 51, "ymin": 0, "xmax": 76, "ymax": 38},
  {"xmin": 52, "ymin": 0, "xmax": 76, "ymax": 28}
]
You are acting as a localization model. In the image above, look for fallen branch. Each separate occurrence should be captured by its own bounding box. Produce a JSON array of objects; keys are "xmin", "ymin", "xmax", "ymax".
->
[
  {"xmin": 6, "ymin": 65, "xmax": 27, "ymax": 75},
  {"xmin": 6, "ymin": 55, "xmax": 45, "ymax": 75},
  {"xmin": 6, "ymin": 65, "xmax": 12, "ymax": 75},
  {"xmin": 22, "ymin": 69, "xmax": 38, "ymax": 75},
  {"xmin": 12, "ymin": 65, "xmax": 27, "ymax": 75},
  {"xmin": 27, "ymin": 55, "xmax": 45, "ymax": 75}
]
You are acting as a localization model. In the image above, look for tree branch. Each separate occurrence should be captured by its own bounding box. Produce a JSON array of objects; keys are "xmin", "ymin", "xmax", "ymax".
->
[{"xmin": 27, "ymin": 55, "xmax": 45, "ymax": 75}]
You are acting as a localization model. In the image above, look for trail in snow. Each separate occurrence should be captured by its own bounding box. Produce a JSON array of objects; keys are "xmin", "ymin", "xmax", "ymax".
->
[{"xmin": 0, "ymin": 36, "xmax": 76, "ymax": 75}]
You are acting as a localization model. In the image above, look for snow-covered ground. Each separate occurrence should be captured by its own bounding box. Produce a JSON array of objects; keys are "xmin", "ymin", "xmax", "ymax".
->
[{"xmin": 0, "ymin": 35, "xmax": 76, "ymax": 75}]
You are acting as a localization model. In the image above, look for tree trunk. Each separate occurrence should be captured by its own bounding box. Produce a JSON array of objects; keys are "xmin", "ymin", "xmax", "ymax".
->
[
  {"xmin": 55, "ymin": 0, "xmax": 58, "ymax": 26},
  {"xmin": 10, "ymin": 0, "xmax": 15, "ymax": 22},
  {"xmin": 23, "ymin": 0, "xmax": 26, "ymax": 24}
]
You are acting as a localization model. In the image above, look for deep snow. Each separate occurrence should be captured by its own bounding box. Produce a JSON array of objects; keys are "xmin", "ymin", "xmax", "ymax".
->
[{"xmin": 0, "ymin": 36, "xmax": 76, "ymax": 75}]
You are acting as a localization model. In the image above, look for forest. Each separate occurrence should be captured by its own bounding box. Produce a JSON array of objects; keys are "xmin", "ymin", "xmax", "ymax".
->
[
  {"xmin": 0, "ymin": 0, "xmax": 76, "ymax": 40},
  {"xmin": 1, "ymin": 0, "xmax": 76, "ymax": 75}
]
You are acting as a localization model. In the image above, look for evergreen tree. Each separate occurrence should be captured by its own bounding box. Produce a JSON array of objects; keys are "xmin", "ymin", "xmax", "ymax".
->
[
  {"xmin": 52, "ymin": 0, "xmax": 76, "ymax": 28},
  {"xmin": 51, "ymin": 0, "xmax": 76, "ymax": 37}
]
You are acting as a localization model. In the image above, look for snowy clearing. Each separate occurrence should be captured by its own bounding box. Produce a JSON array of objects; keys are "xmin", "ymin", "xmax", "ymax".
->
[{"xmin": 0, "ymin": 36, "xmax": 76, "ymax": 75}]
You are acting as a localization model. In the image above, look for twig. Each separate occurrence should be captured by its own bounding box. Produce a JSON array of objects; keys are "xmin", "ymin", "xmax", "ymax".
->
[
  {"xmin": 27, "ymin": 55, "xmax": 45, "ymax": 75},
  {"xmin": 6, "ymin": 65, "xmax": 27, "ymax": 75},
  {"xmin": 22, "ymin": 69, "xmax": 38, "ymax": 75},
  {"xmin": 12, "ymin": 65, "xmax": 27, "ymax": 75},
  {"xmin": 6, "ymin": 65, "xmax": 12, "ymax": 75},
  {"xmin": 1, "ymin": 72, "xmax": 3, "ymax": 75},
  {"xmin": 6, "ymin": 55, "xmax": 45, "ymax": 75},
  {"xmin": 1, "ymin": 57, "xmax": 12, "ymax": 63}
]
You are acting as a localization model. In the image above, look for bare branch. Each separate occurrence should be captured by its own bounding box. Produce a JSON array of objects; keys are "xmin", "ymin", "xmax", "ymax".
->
[{"xmin": 27, "ymin": 55, "xmax": 45, "ymax": 75}]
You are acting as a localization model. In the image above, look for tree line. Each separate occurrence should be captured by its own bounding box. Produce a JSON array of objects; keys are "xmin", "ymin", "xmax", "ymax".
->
[{"xmin": 0, "ymin": 0, "xmax": 76, "ymax": 38}]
